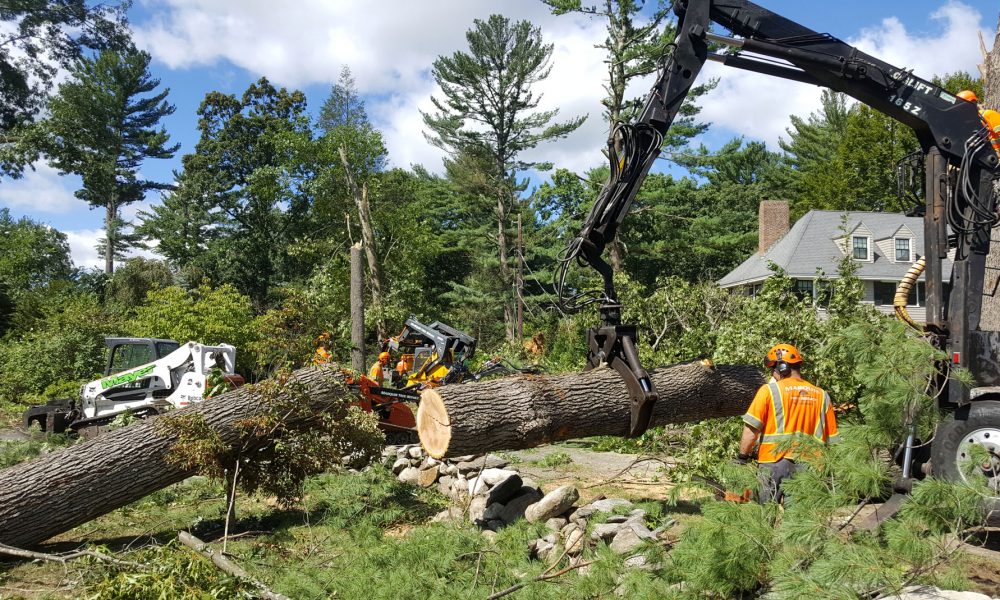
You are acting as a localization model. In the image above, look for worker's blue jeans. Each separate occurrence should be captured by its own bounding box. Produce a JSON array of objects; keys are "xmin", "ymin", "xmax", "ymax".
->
[{"xmin": 758, "ymin": 458, "xmax": 802, "ymax": 504}]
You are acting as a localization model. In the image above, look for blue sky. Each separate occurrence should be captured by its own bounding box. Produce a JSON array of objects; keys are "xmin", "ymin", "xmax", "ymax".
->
[{"xmin": 1, "ymin": 0, "xmax": 996, "ymax": 268}]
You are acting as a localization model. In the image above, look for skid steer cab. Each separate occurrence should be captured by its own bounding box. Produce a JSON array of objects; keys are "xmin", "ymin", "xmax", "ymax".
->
[{"xmin": 23, "ymin": 337, "xmax": 243, "ymax": 437}]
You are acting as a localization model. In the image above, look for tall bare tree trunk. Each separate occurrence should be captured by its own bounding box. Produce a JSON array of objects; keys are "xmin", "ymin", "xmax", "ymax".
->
[
  {"xmin": 497, "ymin": 189, "xmax": 514, "ymax": 341},
  {"xmin": 339, "ymin": 147, "xmax": 386, "ymax": 339},
  {"xmin": 350, "ymin": 242, "xmax": 365, "ymax": 373},
  {"xmin": 104, "ymin": 201, "xmax": 116, "ymax": 274},
  {"xmin": 977, "ymin": 16, "xmax": 1000, "ymax": 330},
  {"xmin": 515, "ymin": 213, "xmax": 524, "ymax": 342}
]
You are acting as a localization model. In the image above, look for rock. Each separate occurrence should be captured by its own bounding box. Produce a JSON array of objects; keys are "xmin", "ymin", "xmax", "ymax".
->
[
  {"xmin": 417, "ymin": 465, "xmax": 439, "ymax": 487},
  {"xmin": 468, "ymin": 478, "xmax": 489, "ymax": 496},
  {"xmin": 498, "ymin": 489, "xmax": 544, "ymax": 525},
  {"xmin": 408, "ymin": 446, "xmax": 424, "ymax": 459},
  {"xmin": 628, "ymin": 522, "xmax": 657, "ymax": 541},
  {"xmin": 591, "ymin": 523, "xmax": 624, "ymax": 542},
  {"xmin": 450, "ymin": 479, "xmax": 470, "ymax": 500},
  {"xmin": 424, "ymin": 457, "xmax": 440, "ymax": 468},
  {"xmin": 483, "ymin": 454, "xmax": 509, "ymax": 470},
  {"xmin": 561, "ymin": 522, "xmax": 580, "ymax": 538},
  {"xmin": 481, "ymin": 530, "xmax": 498, "ymax": 542},
  {"xmin": 564, "ymin": 527, "xmax": 586, "ymax": 555},
  {"xmin": 626, "ymin": 509, "xmax": 647, "ymax": 522},
  {"xmin": 486, "ymin": 474, "xmax": 523, "ymax": 505},
  {"xmin": 623, "ymin": 554, "xmax": 648, "ymax": 569},
  {"xmin": 437, "ymin": 475, "xmax": 455, "ymax": 496},
  {"xmin": 452, "ymin": 455, "xmax": 476, "ymax": 463},
  {"xmin": 590, "ymin": 498, "xmax": 633, "ymax": 513},
  {"xmin": 544, "ymin": 517, "xmax": 568, "ymax": 532},
  {"xmin": 605, "ymin": 515, "xmax": 629, "ymax": 524},
  {"xmin": 888, "ymin": 587, "xmax": 994, "ymax": 600},
  {"xmin": 483, "ymin": 502, "xmax": 505, "ymax": 522},
  {"xmin": 398, "ymin": 466, "xmax": 421, "ymax": 486},
  {"xmin": 520, "ymin": 477, "xmax": 539, "ymax": 492},
  {"xmin": 391, "ymin": 458, "xmax": 410, "ymax": 474},
  {"xmin": 442, "ymin": 464, "xmax": 459, "ymax": 476},
  {"xmin": 395, "ymin": 446, "xmax": 409, "ymax": 458},
  {"xmin": 525, "ymin": 485, "xmax": 579, "ymax": 523},
  {"xmin": 431, "ymin": 507, "xmax": 464, "ymax": 523},
  {"xmin": 469, "ymin": 496, "xmax": 489, "ymax": 523},
  {"xmin": 479, "ymin": 468, "xmax": 519, "ymax": 486},
  {"xmin": 609, "ymin": 527, "xmax": 644, "ymax": 555},
  {"xmin": 535, "ymin": 540, "xmax": 556, "ymax": 561}
]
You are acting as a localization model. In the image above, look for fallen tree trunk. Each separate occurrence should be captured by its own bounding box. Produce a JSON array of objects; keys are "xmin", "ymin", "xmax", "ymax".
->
[
  {"xmin": 0, "ymin": 365, "xmax": 353, "ymax": 548},
  {"xmin": 417, "ymin": 361, "xmax": 763, "ymax": 458}
]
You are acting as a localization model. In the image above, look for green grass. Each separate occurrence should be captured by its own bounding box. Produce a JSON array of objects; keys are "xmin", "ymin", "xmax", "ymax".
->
[
  {"xmin": 0, "ymin": 434, "xmax": 74, "ymax": 469},
  {"xmin": 531, "ymin": 451, "xmax": 574, "ymax": 468}
]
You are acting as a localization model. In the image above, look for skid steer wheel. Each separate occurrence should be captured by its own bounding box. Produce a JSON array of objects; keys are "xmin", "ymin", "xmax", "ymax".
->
[{"xmin": 931, "ymin": 400, "xmax": 1000, "ymax": 520}]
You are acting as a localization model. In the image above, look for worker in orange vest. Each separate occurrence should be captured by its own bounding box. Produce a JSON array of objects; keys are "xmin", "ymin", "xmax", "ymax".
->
[
  {"xmin": 369, "ymin": 351, "xmax": 391, "ymax": 386},
  {"xmin": 957, "ymin": 90, "xmax": 1000, "ymax": 156},
  {"xmin": 736, "ymin": 343, "xmax": 839, "ymax": 503}
]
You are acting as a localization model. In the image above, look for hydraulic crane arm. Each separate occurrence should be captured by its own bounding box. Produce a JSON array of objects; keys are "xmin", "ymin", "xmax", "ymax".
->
[{"xmin": 559, "ymin": 0, "xmax": 1000, "ymax": 436}]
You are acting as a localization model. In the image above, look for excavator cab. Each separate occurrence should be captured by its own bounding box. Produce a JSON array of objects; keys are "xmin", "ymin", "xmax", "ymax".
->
[{"xmin": 388, "ymin": 317, "xmax": 477, "ymax": 387}]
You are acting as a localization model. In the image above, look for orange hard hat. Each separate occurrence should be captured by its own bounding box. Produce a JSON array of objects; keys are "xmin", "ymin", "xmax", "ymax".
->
[
  {"xmin": 765, "ymin": 343, "xmax": 803, "ymax": 368},
  {"xmin": 957, "ymin": 89, "xmax": 978, "ymax": 103},
  {"xmin": 379, "ymin": 351, "xmax": 391, "ymax": 362}
]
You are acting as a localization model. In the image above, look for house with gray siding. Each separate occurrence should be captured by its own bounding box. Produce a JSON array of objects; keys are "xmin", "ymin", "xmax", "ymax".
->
[{"xmin": 718, "ymin": 201, "xmax": 953, "ymax": 323}]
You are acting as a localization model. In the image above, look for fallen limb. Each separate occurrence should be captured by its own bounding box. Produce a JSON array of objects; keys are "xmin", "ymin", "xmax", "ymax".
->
[
  {"xmin": 178, "ymin": 531, "xmax": 291, "ymax": 600},
  {"xmin": 486, "ymin": 560, "xmax": 594, "ymax": 600},
  {"xmin": 418, "ymin": 361, "xmax": 762, "ymax": 458},
  {"xmin": 0, "ymin": 542, "xmax": 146, "ymax": 569},
  {"xmin": 0, "ymin": 364, "xmax": 357, "ymax": 548}
]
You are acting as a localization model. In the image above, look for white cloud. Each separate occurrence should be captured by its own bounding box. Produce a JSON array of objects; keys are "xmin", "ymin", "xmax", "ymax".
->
[
  {"xmin": 64, "ymin": 228, "xmax": 105, "ymax": 270},
  {"xmin": 698, "ymin": 1, "xmax": 994, "ymax": 149},
  {"xmin": 0, "ymin": 162, "xmax": 79, "ymax": 214},
  {"xmin": 134, "ymin": 1, "xmax": 995, "ymax": 177}
]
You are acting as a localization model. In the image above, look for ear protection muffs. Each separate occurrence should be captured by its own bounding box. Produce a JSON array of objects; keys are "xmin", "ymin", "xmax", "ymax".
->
[{"xmin": 774, "ymin": 349, "xmax": 791, "ymax": 376}]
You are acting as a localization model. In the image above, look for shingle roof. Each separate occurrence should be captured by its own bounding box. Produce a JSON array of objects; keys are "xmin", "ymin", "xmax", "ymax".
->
[{"xmin": 717, "ymin": 210, "xmax": 951, "ymax": 287}]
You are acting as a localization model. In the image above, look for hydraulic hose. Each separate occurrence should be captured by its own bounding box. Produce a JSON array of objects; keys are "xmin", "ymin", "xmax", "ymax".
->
[{"xmin": 894, "ymin": 256, "xmax": 926, "ymax": 331}]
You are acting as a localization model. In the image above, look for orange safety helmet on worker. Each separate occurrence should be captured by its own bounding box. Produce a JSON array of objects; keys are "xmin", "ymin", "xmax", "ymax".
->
[
  {"xmin": 743, "ymin": 343, "xmax": 839, "ymax": 464},
  {"xmin": 957, "ymin": 89, "xmax": 1000, "ymax": 156},
  {"xmin": 368, "ymin": 351, "xmax": 392, "ymax": 386}
]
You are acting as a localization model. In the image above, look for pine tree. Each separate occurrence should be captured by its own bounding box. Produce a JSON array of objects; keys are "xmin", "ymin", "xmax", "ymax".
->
[
  {"xmin": 33, "ymin": 48, "xmax": 178, "ymax": 273},
  {"xmin": 423, "ymin": 14, "xmax": 586, "ymax": 341}
]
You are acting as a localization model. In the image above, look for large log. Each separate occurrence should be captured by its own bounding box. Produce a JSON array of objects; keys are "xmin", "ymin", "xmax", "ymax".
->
[
  {"xmin": 0, "ymin": 364, "xmax": 353, "ymax": 548},
  {"xmin": 417, "ymin": 361, "xmax": 763, "ymax": 458}
]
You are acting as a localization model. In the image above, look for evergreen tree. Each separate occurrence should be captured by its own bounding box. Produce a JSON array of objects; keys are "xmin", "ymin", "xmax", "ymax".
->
[
  {"xmin": 32, "ymin": 48, "xmax": 178, "ymax": 273},
  {"xmin": 0, "ymin": 0, "xmax": 130, "ymax": 155},
  {"xmin": 423, "ymin": 14, "xmax": 586, "ymax": 340}
]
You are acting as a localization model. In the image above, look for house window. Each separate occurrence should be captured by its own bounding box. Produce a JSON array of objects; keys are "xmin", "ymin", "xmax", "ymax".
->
[
  {"xmin": 895, "ymin": 238, "xmax": 911, "ymax": 262},
  {"xmin": 852, "ymin": 236, "xmax": 869, "ymax": 260},
  {"xmin": 795, "ymin": 279, "xmax": 814, "ymax": 300},
  {"xmin": 874, "ymin": 281, "xmax": 924, "ymax": 306}
]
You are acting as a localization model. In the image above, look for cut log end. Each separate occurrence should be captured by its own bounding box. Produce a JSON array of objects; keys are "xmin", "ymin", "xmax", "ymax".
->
[{"xmin": 417, "ymin": 388, "xmax": 451, "ymax": 458}]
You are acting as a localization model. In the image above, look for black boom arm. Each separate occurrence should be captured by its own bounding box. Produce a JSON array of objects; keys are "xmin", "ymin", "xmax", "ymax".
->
[{"xmin": 559, "ymin": 0, "xmax": 1000, "ymax": 434}]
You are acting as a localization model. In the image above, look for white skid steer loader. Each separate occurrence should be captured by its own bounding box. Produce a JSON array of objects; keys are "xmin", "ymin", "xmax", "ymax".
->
[{"xmin": 23, "ymin": 337, "xmax": 243, "ymax": 436}]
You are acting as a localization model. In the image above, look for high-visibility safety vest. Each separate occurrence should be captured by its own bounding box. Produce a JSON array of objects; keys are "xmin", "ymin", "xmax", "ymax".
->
[
  {"xmin": 742, "ymin": 377, "xmax": 839, "ymax": 463},
  {"xmin": 369, "ymin": 361, "xmax": 385, "ymax": 386},
  {"xmin": 980, "ymin": 108, "xmax": 1000, "ymax": 157}
]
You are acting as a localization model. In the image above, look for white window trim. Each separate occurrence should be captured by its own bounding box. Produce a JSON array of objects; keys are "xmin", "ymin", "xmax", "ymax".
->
[
  {"xmin": 893, "ymin": 236, "xmax": 913, "ymax": 263},
  {"xmin": 851, "ymin": 235, "xmax": 872, "ymax": 262}
]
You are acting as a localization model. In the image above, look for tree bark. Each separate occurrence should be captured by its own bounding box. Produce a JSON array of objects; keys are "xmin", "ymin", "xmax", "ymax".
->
[
  {"xmin": 104, "ymin": 201, "xmax": 116, "ymax": 275},
  {"xmin": 417, "ymin": 361, "xmax": 763, "ymax": 458},
  {"xmin": 0, "ymin": 364, "xmax": 354, "ymax": 548},
  {"xmin": 350, "ymin": 242, "xmax": 365, "ymax": 372},
  {"xmin": 339, "ymin": 146, "xmax": 386, "ymax": 339}
]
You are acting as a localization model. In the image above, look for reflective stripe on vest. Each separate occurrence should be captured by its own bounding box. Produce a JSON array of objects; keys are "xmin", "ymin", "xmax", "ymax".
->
[
  {"xmin": 814, "ymin": 391, "xmax": 830, "ymax": 439},
  {"xmin": 768, "ymin": 382, "xmax": 784, "ymax": 433}
]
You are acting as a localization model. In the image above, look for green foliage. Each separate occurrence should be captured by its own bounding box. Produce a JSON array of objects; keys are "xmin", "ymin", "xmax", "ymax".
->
[
  {"xmin": 130, "ymin": 283, "xmax": 257, "ymax": 375},
  {"xmin": 0, "ymin": 434, "xmax": 73, "ymax": 468},
  {"xmin": 532, "ymin": 450, "xmax": 574, "ymax": 467},
  {"xmin": 88, "ymin": 541, "xmax": 253, "ymax": 599},
  {"xmin": 0, "ymin": 291, "xmax": 120, "ymax": 405},
  {"xmin": 159, "ymin": 368, "xmax": 383, "ymax": 505},
  {"xmin": 0, "ymin": 208, "xmax": 73, "ymax": 298},
  {"xmin": 103, "ymin": 257, "xmax": 174, "ymax": 316}
]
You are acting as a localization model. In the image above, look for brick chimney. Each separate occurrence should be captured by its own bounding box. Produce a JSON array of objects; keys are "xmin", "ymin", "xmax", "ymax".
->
[{"xmin": 758, "ymin": 200, "xmax": 789, "ymax": 254}]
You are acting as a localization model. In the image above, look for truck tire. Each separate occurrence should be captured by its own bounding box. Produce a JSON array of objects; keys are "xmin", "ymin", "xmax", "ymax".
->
[{"xmin": 931, "ymin": 400, "xmax": 1000, "ymax": 518}]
